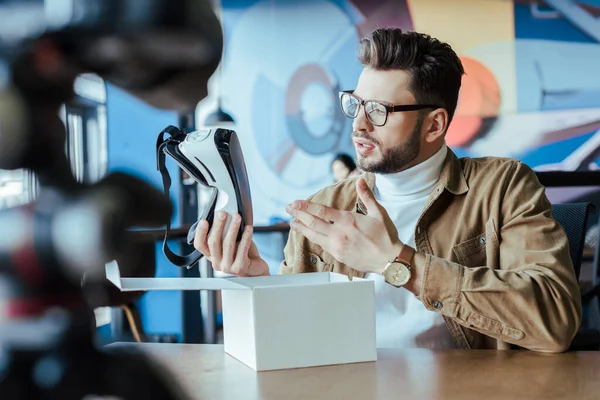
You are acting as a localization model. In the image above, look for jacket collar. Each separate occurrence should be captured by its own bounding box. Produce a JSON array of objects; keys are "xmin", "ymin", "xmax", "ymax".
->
[{"xmin": 356, "ymin": 147, "xmax": 469, "ymax": 214}]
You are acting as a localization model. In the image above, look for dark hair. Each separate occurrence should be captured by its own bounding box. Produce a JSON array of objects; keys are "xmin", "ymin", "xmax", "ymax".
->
[
  {"xmin": 357, "ymin": 28, "xmax": 464, "ymax": 122},
  {"xmin": 332, "ymin": 153, "xmax": 356, "ymax": 171}
]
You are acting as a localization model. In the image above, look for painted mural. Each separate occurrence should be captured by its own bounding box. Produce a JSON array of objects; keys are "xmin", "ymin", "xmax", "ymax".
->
[{"xmin": 196, "ymin": 0, "xmax": 600, "ymax": 225}]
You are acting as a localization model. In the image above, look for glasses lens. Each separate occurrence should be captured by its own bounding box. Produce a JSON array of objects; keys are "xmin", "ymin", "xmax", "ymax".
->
[
  {"xmin": 365, "ymin": 101, "xmax": 387, "ymax": 126},
  {"xmin": 341, "ymin": 93, "xmax": 360, "ymax": 118}
]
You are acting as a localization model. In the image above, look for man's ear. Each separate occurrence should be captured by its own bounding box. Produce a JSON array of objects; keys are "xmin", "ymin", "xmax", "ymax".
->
[{"xmin": 424, "ymin": 108, "xmax": 448, "ymax": 143}]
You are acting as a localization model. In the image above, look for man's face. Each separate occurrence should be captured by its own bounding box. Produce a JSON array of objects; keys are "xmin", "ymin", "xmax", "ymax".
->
[{"xmin": 351, "ymin": 68, "xmax": 424, "ymax": 174}]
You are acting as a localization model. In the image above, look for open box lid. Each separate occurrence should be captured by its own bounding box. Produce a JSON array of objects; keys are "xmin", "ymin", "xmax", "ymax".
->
[
  {"xmin": 105, "ymin": 261, "xmax": 358, "ymax": 292},
  {"xmin": 105, "ymin": 261, "xmax": 246, "ymax": 291}
]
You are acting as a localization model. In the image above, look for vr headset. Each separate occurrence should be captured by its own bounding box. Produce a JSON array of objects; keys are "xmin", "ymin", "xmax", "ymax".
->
[{"xmin": 156, "ymin": 125, "xmax": 253, "ymax": 268}]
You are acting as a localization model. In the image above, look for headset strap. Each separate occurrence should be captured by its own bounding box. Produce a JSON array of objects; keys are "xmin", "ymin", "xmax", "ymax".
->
[{"xmin": 156, "ymin": 126, "xmax": 204, "ymax": 269}]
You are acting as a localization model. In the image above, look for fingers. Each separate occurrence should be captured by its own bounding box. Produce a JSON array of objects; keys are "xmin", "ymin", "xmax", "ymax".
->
[
  {"xmin": 286, "ymin": 202, "xmax": 336, "ymax": 235},
  {"xmin": 221, "ymin": 213, "xmax": 242, "ymax": 269},
  {"xmin": 193, "ymin": 220, "xmax": 211, "ymax": 258},
  {"xmin": 289, "ymin": 218, "xmax": 328, "ymax": 247},
  {"xmin": 293, "ymin": 210, "xmax": 332, "ymax": 235},
  {"xmin": 230, "ymin": 225, "xmax": 254, "ymax": 276},
  {"xmin": 288, "ymin": 201, "xmax": 342, "ymax": 223},
  {"xmin": 207, "ymin": 211, "xmax": 228, "ymax": 270},
  {"xmin": 197, "ymin": 212, "xmax": 253, "ymax": 276},
  {"xmin": 356, "ymin": 178, "xmax": 383, "ymax": 219}
]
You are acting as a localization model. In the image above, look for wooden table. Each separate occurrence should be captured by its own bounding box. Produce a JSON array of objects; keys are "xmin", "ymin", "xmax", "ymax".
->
[{"xmin": 107, "ymin": 343, "xmax": 600, "ymax": 400}]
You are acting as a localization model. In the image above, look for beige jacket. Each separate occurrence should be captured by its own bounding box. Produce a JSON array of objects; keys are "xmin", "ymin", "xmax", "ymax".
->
[{"xmin": 280, "ymin": 149, "xmax": 581, "ymax": 352}]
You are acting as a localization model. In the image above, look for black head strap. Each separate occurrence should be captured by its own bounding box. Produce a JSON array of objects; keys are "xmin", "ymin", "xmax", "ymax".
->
[{"xmin": 156, "ymin": 125, "xmax": 209, "ymax": 268}]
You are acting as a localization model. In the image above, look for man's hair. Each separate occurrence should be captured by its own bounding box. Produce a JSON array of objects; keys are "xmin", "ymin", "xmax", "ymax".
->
[{"xmin": 358, "ymin": 28, "xmax": 464, "ymax": 122}]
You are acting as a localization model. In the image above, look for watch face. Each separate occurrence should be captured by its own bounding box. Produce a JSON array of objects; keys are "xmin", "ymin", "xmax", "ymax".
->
[{"xmin": 384, "ymin": 262, "xmax": 411, "ymax": 287}]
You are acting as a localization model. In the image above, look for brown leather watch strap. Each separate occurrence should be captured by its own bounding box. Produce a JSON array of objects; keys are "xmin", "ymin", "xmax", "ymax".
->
[{"xmin": 396, "ymin": 244, "xmax": 415, "ymax": 267}]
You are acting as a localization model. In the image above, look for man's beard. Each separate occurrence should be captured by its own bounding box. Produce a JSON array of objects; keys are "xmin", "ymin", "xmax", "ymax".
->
[{"xmin": 354, "ymin": 116, "xmax": 423, "ymax": 174}]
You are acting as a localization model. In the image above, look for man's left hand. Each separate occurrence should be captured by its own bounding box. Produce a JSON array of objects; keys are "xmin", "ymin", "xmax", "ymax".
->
[{"xmin": 285, "ymin": 178, "xmax": 403, "ymax": 274}]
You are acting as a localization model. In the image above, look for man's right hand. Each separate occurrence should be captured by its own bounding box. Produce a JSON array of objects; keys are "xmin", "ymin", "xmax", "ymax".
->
[{"xmin": 193, "ymin": 211, "xmax": 270, "ymax": 277}]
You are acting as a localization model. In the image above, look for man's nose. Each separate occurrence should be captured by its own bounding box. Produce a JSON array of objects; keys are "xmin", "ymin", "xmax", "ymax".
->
[{"xmin": 352, "ymin": 105, "xmax": 372, "ymax": 133}]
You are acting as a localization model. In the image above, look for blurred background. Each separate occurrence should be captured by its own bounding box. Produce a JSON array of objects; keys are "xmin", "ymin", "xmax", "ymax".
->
[{"xmin": 3, "ymin": 0, "xmax": 600, "ymax": 346}]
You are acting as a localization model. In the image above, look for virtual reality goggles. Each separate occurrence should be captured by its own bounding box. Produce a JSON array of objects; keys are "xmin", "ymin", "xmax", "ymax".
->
[{"xmin": 156, "ymin": 126, "xmax": 253, "ymax": 268}]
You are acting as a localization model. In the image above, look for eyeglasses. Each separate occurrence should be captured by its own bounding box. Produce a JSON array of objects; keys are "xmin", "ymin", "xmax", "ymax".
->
[{"xmin": 339, "ymin": 90, "xmax": 440, "ymax": 127}]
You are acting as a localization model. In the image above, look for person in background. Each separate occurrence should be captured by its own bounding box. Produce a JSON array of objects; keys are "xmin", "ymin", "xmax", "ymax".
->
[
  {"xmin": 193, "ymin": 27, "xmax": 581, "ymax": 353},
  {"xmin": 331, "ymin": 153, "xmax": 359, "ymax": 182}
]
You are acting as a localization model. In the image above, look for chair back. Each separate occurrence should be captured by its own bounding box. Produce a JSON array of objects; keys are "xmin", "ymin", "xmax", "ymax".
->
[{"xmin": 551, "ymin": 202, "xmax": 594, "ymax": 279}]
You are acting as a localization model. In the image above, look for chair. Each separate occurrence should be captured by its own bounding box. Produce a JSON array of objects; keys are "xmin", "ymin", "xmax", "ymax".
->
[
  {"xmin": 551, "ymin": 202, "xmax": 594, "ymax": 280},
  {"xmin": 551, "ymin": 202, "xmax": 600, "ymax": 350}
]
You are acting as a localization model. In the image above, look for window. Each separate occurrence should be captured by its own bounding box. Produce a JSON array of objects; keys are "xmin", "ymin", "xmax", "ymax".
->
[
  {"xmin": 0, "ymin": 169, "xmax": 35, "ymax": 209},
  {"xmin": 60, "ymin": 73, "xmax": 108, "ymax": 184}
]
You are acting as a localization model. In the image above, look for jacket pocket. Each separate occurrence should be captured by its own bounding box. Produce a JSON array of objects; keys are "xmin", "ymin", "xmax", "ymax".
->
[
  {"xmin": 295, "ymin": 247, "xmax": 333, "ymax": 272},
  {"xmin": 452, "ymin": 218, "xmax": 499, "ymax": 267},
  {"xmin": 453, "ymin": 232, "xmax": 488, "ymax": 266}
]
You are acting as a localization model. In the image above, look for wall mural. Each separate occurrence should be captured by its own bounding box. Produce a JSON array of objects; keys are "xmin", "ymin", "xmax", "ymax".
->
[{"xmin": 203, "ymin": 0, "xmax": 600, "ymax": 226}]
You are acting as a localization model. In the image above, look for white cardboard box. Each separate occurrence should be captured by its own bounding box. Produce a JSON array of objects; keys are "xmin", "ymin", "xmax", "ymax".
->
[{"xmin": 105, "ymin": 262, "xmax": 377, "ymax": 371}]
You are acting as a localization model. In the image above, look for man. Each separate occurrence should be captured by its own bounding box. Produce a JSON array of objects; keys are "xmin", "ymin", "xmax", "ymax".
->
[{"xmin": 193, "ymin": 28, "xmax": 581, "ymax": 353}]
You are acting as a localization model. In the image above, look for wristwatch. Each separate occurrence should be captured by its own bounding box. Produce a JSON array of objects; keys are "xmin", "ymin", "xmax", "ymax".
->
[{"xmin": 383, "ymin": 244, "xmax": 415, "ymax": 288}]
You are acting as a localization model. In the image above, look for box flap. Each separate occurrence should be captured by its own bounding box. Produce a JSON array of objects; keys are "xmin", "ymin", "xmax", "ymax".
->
[
  {"xmin": 227, "ymin": 272, "xmax": 334, "ymax": 288},
  {"xmin": 105, "ymin": 264, "xmax": 369, "ymax": 292},
  {"xmin": 105, "ymin": 261, "xmax": 248, "ymax": 291}
]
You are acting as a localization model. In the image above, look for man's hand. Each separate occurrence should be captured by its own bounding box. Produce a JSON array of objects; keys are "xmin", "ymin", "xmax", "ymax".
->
[
  {"xmin": 286, "ymin": 178, "xmax": 403, "ymax": 274},
  {"xmin": 193, "ymin": 211, "xmax": 270, "ymax": 277}
]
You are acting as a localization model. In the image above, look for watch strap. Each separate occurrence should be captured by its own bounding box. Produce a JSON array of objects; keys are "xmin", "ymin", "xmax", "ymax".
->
[{"xmin": 396, "ymin": 244, "xmax": 415, "ymax": 267}]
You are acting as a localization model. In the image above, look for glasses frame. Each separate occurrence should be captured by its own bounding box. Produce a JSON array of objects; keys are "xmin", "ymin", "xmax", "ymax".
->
[{"xmin": 339, "ymin": 90, "xmax": 440, "ymax": 127}]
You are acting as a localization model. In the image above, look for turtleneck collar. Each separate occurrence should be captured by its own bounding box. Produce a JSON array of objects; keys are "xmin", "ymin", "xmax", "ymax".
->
[{"xmin": 374, "ymin": 145, "xmax": 448, "ymax": 202}]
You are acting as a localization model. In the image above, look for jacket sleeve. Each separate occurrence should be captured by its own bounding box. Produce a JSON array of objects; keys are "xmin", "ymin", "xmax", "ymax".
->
[
  {"xmin": 278, "ymin": 227, "xmax": 323, "ymax": 275},
  {"xmin": 279, "ymin": 229, "xmax": 296, "ymax": 275},
  {"xmin": 415, "ymin": 162, "xmax": 582, "ymax": 353},
  {"xmin": 278, "ymin": 192, "xmax": 324, "ymax": 275}
]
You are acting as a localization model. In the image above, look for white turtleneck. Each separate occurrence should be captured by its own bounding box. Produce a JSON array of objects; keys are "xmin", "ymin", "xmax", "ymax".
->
[{"xmin": 364, "ymin": 144, "xmax": 457, "ymax": 349}]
